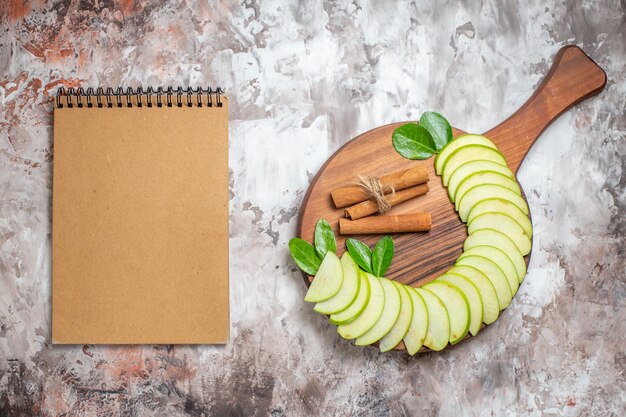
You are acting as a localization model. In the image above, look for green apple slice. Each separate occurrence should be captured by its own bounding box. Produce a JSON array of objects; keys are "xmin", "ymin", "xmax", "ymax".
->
[
  {"xmin": 304, "ymin": 252, "xmax": 343, "ymax": 302},
  {"xmin": 455, "ymin": 255, "xmax": 512, "ymax": 310},
  {"xmin": 454, "ymin": 172, "xmax": 521, "ymax": 207},
  {"xmin": 468, "ymin": 212, "xmax": 532, "ymax": 256},
  {"xmin": 435, "ymin": 134, "xmax": 496, "ymax": 175},
  {"xmin": 423, "ymin": 282, "xmax": 470, "ymax": 344},
  {"xmin": 447, "ymin": 160, "xmax": 514, "ymax": 201},
  {"xmin": 403, "ymin": 286, "xmax": 429, "ymax": 355},
  {"xmin": 438, "ymin": 274, "xmax": 483, "ymax": 336},
  {"xmin": 329, "ymin": 271, "xmax": 371, "ymax": 325},
  {"xmin": 448, "ymin": 265, "xmax": 499, "ymax": 325},
  {"xmin": 337, "ymin": 273, "xmax": 385, "ymax": 339},
  {"xmin": 459, "ymin": 245, "xmax": 519, "ymax": 294},
  {"xmin": 355, "ymin": 278, "xmax": 402, "ymax": 345},
  {"xmin": 442, "ymin": 145, "xmax": 507, "ymax": 186},
  {"xmin": 379, "ymin": 282, "xmax": 413, "ymax": 352},
  {"xmin": 468, "ymin": 198, "xmax": 533, "ymax": 237},
  {"xmin": 464, "ymin": 229, "xmax": 527, "ymax": 282},
  {"xmin": 415, "ymin": 287, "xmax": 450, "ymax": 351},
  {"xmin": 314, "ymin": 253, "xmax": 361, "ymax": 314},
  {"xmin": 457, "ymin": 184, "xmax": 529, "ymax": 222}
]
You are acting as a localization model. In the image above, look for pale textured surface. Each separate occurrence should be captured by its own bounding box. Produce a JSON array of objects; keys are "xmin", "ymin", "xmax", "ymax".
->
[{"xmin": 1, "ymin": 1, "xmax": 625, "ymax": 416}]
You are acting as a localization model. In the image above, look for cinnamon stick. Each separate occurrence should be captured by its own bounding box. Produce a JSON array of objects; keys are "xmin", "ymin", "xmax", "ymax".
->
[
  {"xmin": 330, "ymin": 166, "xmax": 429, "ymax": 208},
  {"xmin": 339, "ymin": 213, "xmax": 432, "ymax": 235},
  {"xmin": 344, "ymin": 184, "xmax": 429, "ymax": 220}
]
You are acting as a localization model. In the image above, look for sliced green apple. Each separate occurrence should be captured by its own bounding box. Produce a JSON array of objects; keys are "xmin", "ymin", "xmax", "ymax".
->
[
  {"xmin": 464, "ymin": 229, "xmax": 527, "ymax": 283},
  {"xmin": 423, "ymin": 282, "xmax": 470, "ymax": 344},
  {"xmin": 304, "ymin": 252, "xmax": 343, "ymax": 302},
  {"xmin": 435, "ymin": 134, "xmax": 497, "ymax": 175},
  {"xmin": 459, "ymin": 245, "xmax": 519, "ymax": 294},
  {"xmin": 329, "ymin": 271, "xmax": 370, "ymax": 325},
  {"xmin": 379, "ymin": 282, "xmax": 413, "ymax": 352},
  {"xmin": 447, "ymin": 160, "xmax": 515, "ymax": 201},
  {"xmin": 467, "ymin": 198, "xmax": 532, "ymax": 237},
  {"xmin": 448, "ymin": 265, "xmax": 499, "ymax": 325},
  {"xmin": 438, "ymin": 274, "xmax": 483, "ymax": 336},
  {"xmin": 454, "ymin": 172, "xmax": 521, "ymax": 207},
  {"xmin": 414, "ymin": 287, "xmax": 450, "ymax": 351},
  {"xmin": 457, "ymin": 184, "xmax": 529, "ymax": 222},
  {"xmin": 337, "ymin": 273, "xmax": 384, "ymax": 339},
  {"xmin": 455, "ymin": 255, "xmax": 512, "ymax": 310},
  {"xmin": 355, "ymin": 278, "xmax": 402, "ymax": 346},
  {"xmin": 403, "ymin": 286, "xmax": 429, "ymax": 355},
  {"xmin": 468, "ymin": 212, "xmax": 532, "ymax": 256},
  {"xmin": 442, "ymin": 145, "xmax": 507, "ymax": 186},
  {"xmin": 314, "ymin": 253, "xmax": 361, "ymax": 314}
]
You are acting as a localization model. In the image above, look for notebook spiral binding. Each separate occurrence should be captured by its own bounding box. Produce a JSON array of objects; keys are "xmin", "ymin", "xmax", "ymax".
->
[{"xmin": 55, "ymin": 86, "xmax": 224, "ymax": 109}]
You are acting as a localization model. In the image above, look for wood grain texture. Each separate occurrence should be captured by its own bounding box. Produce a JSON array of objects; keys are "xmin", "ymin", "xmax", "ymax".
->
[{"xmin": 296, "ymin": 46, "xmax": 606, "ymax": 349}]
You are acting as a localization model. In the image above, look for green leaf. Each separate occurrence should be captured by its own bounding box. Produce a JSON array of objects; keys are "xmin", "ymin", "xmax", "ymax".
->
[
  {"xmin": 314, "ymin": 219, "xmax": 336, "ymax": 258},
  {"xmin": 346, "ymin": 238, "xmax": 373, "ymax": 274},
  {"xmin": 420, "ymin": 111, "xmax": 453, "ymax": 151},
  {"xmin": 392, "ymin": 123, "xmax": 437, "ymax": 160},
  {"xmin": 289, "ymin": 238, "xmax": 321, "ymax": 275},
  {"xmin": 372, "ymin": 236, "xmax": 394, "ymax": 277}
]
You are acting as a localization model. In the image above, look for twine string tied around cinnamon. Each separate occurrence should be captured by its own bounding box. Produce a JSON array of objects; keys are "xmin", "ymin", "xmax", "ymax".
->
[{"xmin": 354, "ymin": 175, "xmax": 394, "ymax": 214}]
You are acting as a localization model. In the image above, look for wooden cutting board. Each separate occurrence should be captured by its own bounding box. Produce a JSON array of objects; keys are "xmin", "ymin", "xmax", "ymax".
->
[{"xmin": 296, "ymin": 46, "xmax": 606, "ymax": 349}]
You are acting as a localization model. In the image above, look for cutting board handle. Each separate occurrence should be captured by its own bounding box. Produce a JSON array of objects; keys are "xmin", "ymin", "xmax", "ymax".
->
[{"xmin": 486, "ymin": 45, "xmax": 607, "ymax": 172}]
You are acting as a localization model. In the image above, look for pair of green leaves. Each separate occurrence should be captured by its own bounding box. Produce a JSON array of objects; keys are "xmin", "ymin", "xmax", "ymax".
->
[
  {"xmin": 392, "ymin": 111, "xmax": 452, "ymax": 160},
  {"xmin": 346, "ymin": 236, "xmax": 394, "ymax": 277},
  {"xmin": 289, "ymin": 219, "xmax": 336, "ymax": 275}
]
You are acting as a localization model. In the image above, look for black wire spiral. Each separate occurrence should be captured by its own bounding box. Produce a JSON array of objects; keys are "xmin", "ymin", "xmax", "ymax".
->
[{"xmin": 55, "ymin": 86, "xmax": 224, "ymax": 108}]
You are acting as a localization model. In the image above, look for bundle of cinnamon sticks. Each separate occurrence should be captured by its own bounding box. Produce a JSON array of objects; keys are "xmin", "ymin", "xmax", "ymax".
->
[{"xmin": 330, "ymin": 166, "xmax": 432, "ymax": 235}]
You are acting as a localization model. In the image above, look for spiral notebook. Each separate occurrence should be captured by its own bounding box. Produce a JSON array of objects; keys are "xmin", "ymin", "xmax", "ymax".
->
[{"xmin": 52, "ymin": 87, "xmax": 229, "ymax": 344}]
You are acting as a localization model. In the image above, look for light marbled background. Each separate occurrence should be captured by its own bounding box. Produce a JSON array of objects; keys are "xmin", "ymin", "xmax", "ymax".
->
[{"xmin": 1, "ymin": 0, "xmax": 625, "ymax": 416}]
